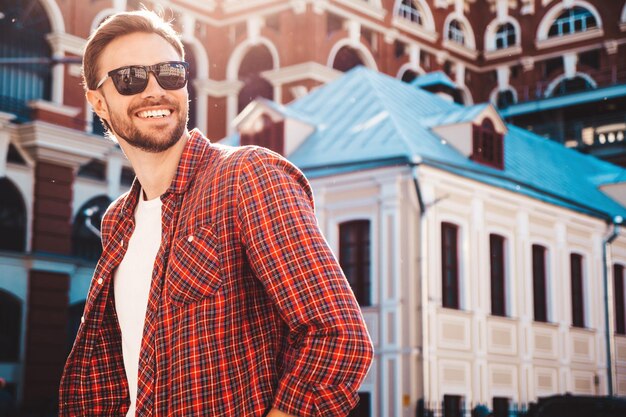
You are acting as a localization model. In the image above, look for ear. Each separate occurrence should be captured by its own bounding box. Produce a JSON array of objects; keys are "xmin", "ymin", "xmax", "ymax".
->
[{"xmin": 86, "ymin": 89, "xmax": 110, "ymax": 123}]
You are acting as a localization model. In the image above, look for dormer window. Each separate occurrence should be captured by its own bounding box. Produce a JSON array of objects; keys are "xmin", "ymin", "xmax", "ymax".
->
[
  {"xmin": 240, "ymin": 114, "xmax": 285, "ymax": 155},
  {"xmin": 472, "ymin": 118, "xmax": 504, "ymax": 169}
]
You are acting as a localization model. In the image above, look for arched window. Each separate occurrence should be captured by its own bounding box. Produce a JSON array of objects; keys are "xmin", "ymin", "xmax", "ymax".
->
[
  {"xmin": 472, "ymin": 118, "xmax": 504, "ymax": 169},
  {"xmin": 0, "ymin": 290, "xmax": 22, "ymax": 361},
  {"xmin": 400, "ymin": 69, "xmax": 419, "ymax": 83},
  {"xmin": 332, "ymin": 46, "xmax": 365, "ymax": 73},
  {"xmin": 495, "ymin": 23, "xmax": 516, "ymax": 49},
  {"xmin": 339, "ymin": 220, "xmax": 371, "ymax": 307},
  {"xmin": 550, "ymin": 75, "xmax": 594, "ymax": 96},
  {"xmin": 396, "ymin": 0, "xmax": 422, "ymax": 25},
  {"xmin": 496, "ymin": 89, "xmax": 516, "ymax": 108},
  {"xmin": 0, "ymin": 178, "xmax": 27, "ymax": 252},
  {"xmin": 72, "ymin": 195, "xmax": 111, "ymax": 261},
  {"xmin": 183, "ymin": 42, "xmax": 198, "ymax": 130},
  {"xmin": 0, "ymin": 0, "xmax": 52, "ymax": 121},
  {"xmin": 447, "ymin": 19, "xmax": 465, "ymax": 45},
  {"xmin": 237, "ymin": 45, "xmax": 274, "ymax": 114},
  {"xmin": 67, "ymin": 300, "xmax": 86, "ymax": 353},
  {"xmin": 548, "ymin": 6, "xmax": 597, "ymax": 38}
]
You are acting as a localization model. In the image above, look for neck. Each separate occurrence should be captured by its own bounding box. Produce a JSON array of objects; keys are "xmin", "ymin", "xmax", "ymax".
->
[{"xmin": 120, "ymin": 132, "xmax": 190, "ymax": 201}]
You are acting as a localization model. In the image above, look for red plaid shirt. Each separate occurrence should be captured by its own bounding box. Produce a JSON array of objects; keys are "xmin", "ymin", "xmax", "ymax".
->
[{"xmin": 59, "ymin": 130, "xmax": 373, "ymax": 416}]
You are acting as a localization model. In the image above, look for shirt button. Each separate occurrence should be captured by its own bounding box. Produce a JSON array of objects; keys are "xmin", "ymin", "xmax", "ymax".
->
[
  {"xmin": 81, "ymin": 316, "xmax": 85, "ymax": 324},
  {"xmin": 97, "ymin": 278, "xmax": 103, "ymax": 285},
  {"xmin": 187, "ymin": 235, "xmax": 194, "ymax": 242}
]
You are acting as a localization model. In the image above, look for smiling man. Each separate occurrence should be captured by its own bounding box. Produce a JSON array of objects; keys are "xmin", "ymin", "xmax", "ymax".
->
[{"xmin": 59, "ymin": 10, "xmax": 373, "ymax": 417}]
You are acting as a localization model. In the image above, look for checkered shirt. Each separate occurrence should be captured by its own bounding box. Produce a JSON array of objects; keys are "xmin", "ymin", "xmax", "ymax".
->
[{"xmin": 59, "ymin": 130, "xmax": 374, "ymax": 416}]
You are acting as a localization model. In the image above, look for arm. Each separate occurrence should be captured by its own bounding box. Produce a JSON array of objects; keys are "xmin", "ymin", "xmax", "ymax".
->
[{"xmin": 236, "ymin": 148, "xmax": 374, "ymax": 417}]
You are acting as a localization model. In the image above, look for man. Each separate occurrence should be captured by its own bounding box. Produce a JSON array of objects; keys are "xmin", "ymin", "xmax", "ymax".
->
[{"xmin": 59, "ymin": 9, "xmax": 373, "ymax": 417}]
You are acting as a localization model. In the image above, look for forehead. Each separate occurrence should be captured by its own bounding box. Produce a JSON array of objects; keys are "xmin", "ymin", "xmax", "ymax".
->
[{"xmin": 98, "ymin": 32, "xmax": 181, "ymax": 74}]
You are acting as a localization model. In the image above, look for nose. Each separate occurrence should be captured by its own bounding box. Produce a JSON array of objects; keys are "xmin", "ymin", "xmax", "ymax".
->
[{"xmin": 140, "ymin": 71, "xmax": 166, "ymax": 99}]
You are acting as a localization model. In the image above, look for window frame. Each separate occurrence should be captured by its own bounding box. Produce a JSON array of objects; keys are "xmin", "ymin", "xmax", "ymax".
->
[
  {"xmin": 490, "ymin": 234, "xmax": 507, "ymax": 317},
  {"xmin": 471, "ymin": 118, "xmax": 504, "ymax": 170},
  {"xmin": 570, "ymin": 253, "xmax": 585, "ymax": 328},
  {"xmin": 532, "ymin": 244, "xmax": 549, "ymax": 323},
  {"xmin": 495, "ymin": 22, "xmax": 517, "ymax": 49},
  {"xmin": 448, "ymin": 19, "xmax": 466, "ymax": 45},
  {"xmin": 339, "ymin": 219, "xmax": 372, "ymax": 307},
  {"xmin": 441, "ymin": 222, "xmax": 460, "ymax": 309},
  {"xmin": 548, "ymin": 6, "xmax": 597, "ymax": 38},
  {"xmin": 396, "ymin": 0, "xmax": 422, "ymax": 25},
  {"xmin": 615, "ymin": 264, "xmax": 626, "ymax": 335}
]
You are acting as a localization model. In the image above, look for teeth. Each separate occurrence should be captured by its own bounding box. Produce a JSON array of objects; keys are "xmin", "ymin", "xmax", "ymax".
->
[{"xmin": 138, "ymin": 109, "xmax": 171, "ymax": 118}]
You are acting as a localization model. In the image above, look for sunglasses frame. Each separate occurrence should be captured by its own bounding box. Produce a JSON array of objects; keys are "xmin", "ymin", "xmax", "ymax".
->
[{"xmin": 95, "ymin": 61, "xmax": 190, "ymax": 95}]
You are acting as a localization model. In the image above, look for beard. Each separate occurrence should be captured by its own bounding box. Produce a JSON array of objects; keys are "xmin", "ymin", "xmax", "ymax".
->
[{"xmin": 106, "ymin": 96, "xmax": 188, "ymax": 153}]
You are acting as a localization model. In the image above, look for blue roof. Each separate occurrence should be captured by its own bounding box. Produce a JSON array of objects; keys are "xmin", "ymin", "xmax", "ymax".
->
[
  {"xmin": 499, "ymin": 83, "xmax": 626, "ymax": 117},
  {"xmin": 226, "ymin": 67, "xmax": 626, "ymax": 221},
  {"xmin": 411, "ymin": 71, "xmax": 457, "ymax": 90}
]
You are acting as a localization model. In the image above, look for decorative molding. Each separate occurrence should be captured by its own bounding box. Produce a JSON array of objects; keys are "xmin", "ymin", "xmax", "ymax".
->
[
  {"xmin": 195, "ymin": 79, "xmax": 244, "ymax": 97},
  {"xmin": 174, "ymin": 0, "xmax": 216, "ymax": 12},
  {"xmin": 333, "ymin": 0, "xmax": 387, "ymax": 21},
  {"xmin": 45, "ymin": 32, "xmax": 86, "ymax": 56},
  {"xmin": 484, "ymin": 45, "xmax": 522, "ymax": 60},
  {"xmin": 391, "ymin": 17, "xmax": 438, "ymax": 43},
  {"xmin": 15, "ymin": 121, "xmax": 115, "ymax": 168},
  {"xmin": 28, "ymin": 100, "xmax": 81, "ymax": 118},
  {"xmin": 222, "ymin": 0, "xmax": 275, "ymax": 14},
  {"xmin": 536, "ymin": 28, "xmax": 604, "ymax": 51},
  {"xmin": 261, "ymin": 62, "xmax": 342, "ymax": 85},
  {"xmin": 442, "ymin": 40, "xmax": 479, "ymax": 60}
]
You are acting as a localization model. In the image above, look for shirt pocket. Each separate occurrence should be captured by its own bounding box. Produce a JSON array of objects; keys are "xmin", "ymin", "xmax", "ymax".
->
[{"xmin": 166, "ymin": 223, "xmax": 223, "ymax": 306}]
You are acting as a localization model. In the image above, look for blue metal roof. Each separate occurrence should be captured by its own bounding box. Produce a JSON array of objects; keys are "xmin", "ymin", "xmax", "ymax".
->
[
  {"xmin": 225, "ymin": 67, "xmax": 626, "ymax": 221},
  {"xmin": 499, "ymin": 83, "xmax": 626, "ymax": 117},
  {"xmin": 410, "ymin": 71, "xmax": 457, "ymax": 90}
]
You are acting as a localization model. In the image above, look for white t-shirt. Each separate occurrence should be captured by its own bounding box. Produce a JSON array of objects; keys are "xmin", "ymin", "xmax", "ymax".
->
[{"xmin": 113, "ymin": 191, "xmax": 162, "ymax": 417}]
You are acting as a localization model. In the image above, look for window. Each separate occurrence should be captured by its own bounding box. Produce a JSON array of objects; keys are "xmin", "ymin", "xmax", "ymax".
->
[
  {"xmin": 550, "ymin": 76, "xmax": 594, "ymax": 97},
  {"xmin": 448, "ymin": 19, "xmax": 465, "ymax": 45},
  {"xmin": 570, "ymin": 253, "xmax": 585, "ymax": 328},
  {"xmin": 347, "ymin": 392, "xmax": 371, "ymax": 417},
  {"xmin": 490, "ymin": 234, "xmax": 507, "ymax": 317},
  {"xmin": 495, "ymin": 23, "xmax": 516, "ymax": 49},
  {"xmin": 0, "ymin": 178, "xmax": 27, "ymax": 252},
  {"xmin": 442, "ymin": 222, "xmax": 460, "ymax": 309},
  {"xmin": 548, "ymin": 6, "xmax": 597, "ymax": 38},
  {"xmin": 332, "ymin": 46, "xmax": 365, "ymax": 72},
  {"xmin": 615, "ymin": 264, "xmax": 626, "ymax": 335},
  {"xmin": 443, "ymin": 395, "xmax": 463, "ymax": 417},
  {"xmin": 339, "ymin": 220, "xmax": 371, "ymax": 306},
  {"xmin": 396, "ymin": 0, "xmax": 422, "ymax": 25},
  {"xmin": 72, "ymin": 195, "xmax": 111, "ymax": 261},
  {"xmin": 472, "ymin": 118, "xmax": 504, "ymax": 169},
  {"xmin": 496, "ymin": 90, "xmax": 516, "ymax": 108},
  {"xmin": 0, "ymin": 290, "xmax": 22, "ymax": 362},
  {"xmin": 532, "ymin": 244, "xmax": 548, "ymax": 322},
  {"xmin": 0, "ymin": 0, "xmax": 52, "ymax": 121},
  {"xmin": 237, "ymin": 45, "xmax": 274, "ymax": 113},
  {"xmin": 240, "ymin": 114, "xmax": 285, "ymax": 155},
  {"xmin": 493, "ymin": 397, "xmax": 510, "ymax": 417}
]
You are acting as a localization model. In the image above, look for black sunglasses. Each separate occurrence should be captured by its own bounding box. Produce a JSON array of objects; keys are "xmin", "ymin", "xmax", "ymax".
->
[{"xmin": 95, "ymin": 61, "xmax": 189, "ymax": 95}]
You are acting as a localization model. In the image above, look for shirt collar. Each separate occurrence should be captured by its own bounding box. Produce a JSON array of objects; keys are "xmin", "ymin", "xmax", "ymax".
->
[{"xmin": 121, "ymin": 129, "xmax": 210, "ymax": 216}]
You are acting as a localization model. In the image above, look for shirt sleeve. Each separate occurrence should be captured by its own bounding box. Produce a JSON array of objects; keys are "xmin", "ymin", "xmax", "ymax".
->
[{"xmin": 236, "ymin": 147, "xmax": 374, "ymax": 417}]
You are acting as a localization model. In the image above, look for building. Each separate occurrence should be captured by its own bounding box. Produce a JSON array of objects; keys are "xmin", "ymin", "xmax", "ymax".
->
[
  {"xmin": 232, "ymin": 66, "xmax": 626, "ymax": 416},
  {"xmin": 1, "ymin": 0, "xmax": 626, "ymax": 415}
]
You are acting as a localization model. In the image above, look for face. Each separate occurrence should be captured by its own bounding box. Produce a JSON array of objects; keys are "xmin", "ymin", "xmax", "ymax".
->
[{"xmin": 88, "ymin": 32, "xmax": 188, "ymax": 153}]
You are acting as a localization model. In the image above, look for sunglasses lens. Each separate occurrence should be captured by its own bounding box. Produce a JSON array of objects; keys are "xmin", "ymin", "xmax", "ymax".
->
[
  {"xmin": 112, "ymin": 66, "xmax": 148, "ymax": 95},
  {"xmin": 155, "ymin": 62, "xmax": 188, "ymax": 90}
]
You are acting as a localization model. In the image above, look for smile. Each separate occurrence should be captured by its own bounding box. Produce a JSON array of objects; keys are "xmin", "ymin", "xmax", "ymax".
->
[{"xmin": 136, "ymin": 109, "xmax": 172, "ymax": 119}]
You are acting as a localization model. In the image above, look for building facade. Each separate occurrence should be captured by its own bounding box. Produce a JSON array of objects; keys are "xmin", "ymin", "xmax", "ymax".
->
[{"xmin": 1, "ymin": 0, "xmax": 626, "ymax": 415}]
